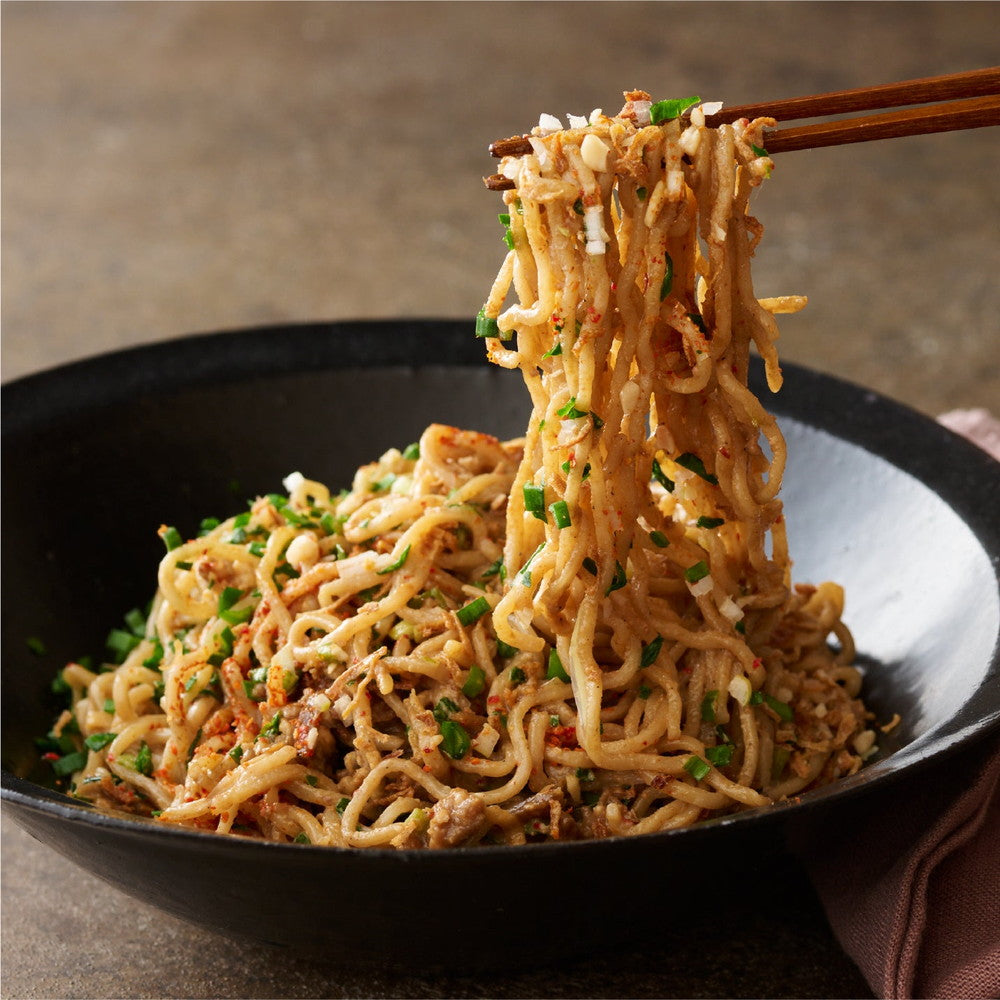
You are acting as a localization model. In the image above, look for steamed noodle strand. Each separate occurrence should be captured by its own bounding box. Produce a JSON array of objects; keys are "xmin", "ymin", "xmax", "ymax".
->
[{"xmin": 48, "ymin": 93, "xmax": 877, "ymax": 847}]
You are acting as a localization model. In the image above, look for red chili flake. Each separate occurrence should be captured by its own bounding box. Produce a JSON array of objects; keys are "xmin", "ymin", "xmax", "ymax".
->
[
  {"xmin": 544, "ymin": 725, "xmax": 578, "ymax": 749},
  {"xmin": 752, "ymin": 658, "xmax": 763, "ymax": 670},
  {"xmin": 719, "ymin": 446, "xmax": 731, "ymax": 459},
  {"xmin": 41, "ymin": 752, "xmax": 59, "ymax": 761}
]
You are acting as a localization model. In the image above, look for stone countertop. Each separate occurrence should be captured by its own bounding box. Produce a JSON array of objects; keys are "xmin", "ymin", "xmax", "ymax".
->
[{"xmin": 2, "ymin": 3, "xmax": 997, "ymax": 998}]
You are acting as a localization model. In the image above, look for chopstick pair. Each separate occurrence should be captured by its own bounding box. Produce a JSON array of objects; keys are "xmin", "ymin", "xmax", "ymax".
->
[{"xmin": 485, "ymin": 67, "xmax": 1000, "ymax": 189}]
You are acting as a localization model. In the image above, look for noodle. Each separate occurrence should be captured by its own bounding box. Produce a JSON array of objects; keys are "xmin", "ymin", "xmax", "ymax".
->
[{"xmin": 45, "ymin": 92, "xmax": 877, "ymax": 847}]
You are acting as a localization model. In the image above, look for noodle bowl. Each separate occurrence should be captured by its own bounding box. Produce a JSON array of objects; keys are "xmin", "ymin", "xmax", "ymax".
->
[{"xmin": 44, "ymin": 92, "xmax": 878, "ymax": 847}]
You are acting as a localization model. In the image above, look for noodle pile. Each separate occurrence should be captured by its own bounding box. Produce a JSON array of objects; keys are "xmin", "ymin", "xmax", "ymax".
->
[{"xmin": 46, "ymin": 92, "xmax": 877, "ymax": 847}]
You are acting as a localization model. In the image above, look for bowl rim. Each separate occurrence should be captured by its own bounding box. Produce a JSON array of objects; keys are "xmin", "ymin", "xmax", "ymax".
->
[{"xmin": 3, "ymin": 318, "xmax": 999, "ymax": 858}]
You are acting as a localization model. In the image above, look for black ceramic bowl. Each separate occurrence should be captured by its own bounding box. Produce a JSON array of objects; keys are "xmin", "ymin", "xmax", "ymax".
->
[{"xmin": 4, "ymin": 320, "xmax": 999, "ymax": 969}]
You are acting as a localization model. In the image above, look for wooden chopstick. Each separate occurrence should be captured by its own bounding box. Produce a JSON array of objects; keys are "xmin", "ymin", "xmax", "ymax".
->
[{"xmin": 485, "ymin": 67, "xmax": 1000, "ymax": 188}]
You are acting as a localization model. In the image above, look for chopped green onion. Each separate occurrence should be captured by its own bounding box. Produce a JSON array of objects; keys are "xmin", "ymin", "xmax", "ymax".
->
[
  {"xmin": 542, "ymin": 342, "xmax": 563, "ymax": 358},
  {"xmin": 676, "ymin": 452, "xmax": 718, "ymax": 484},
  {"xmin": 402, "ymin": 442, "xmax": 420, "ymax": 460},
  {"xmin": 640, "ymin": 635, "xmax": 663, "ymax": 668},
  {"xmin": 248, "ymin": 541, "xmax": 266, "ymax": 557},
  {"xmin": 575, "ymin": 768, "xmax": 595, "ymax": 781},
  {"xmin": 660, "ymin": 252, "xmax": 674, "ymax": 300},
  {"xmin": 84, "ymin": 732, "xmax": 116, "ymax": 751},
  {"xmin": 649, "ymin": 530, "xmax": 670, "ymax": 548},
  {"xmin": 697, "ymin": 516, "xmax": 725, "ymax": 529},
  {"xmin": 498, "ymin": 212, "xmax": 511, "ymax": 226},
  {"xmin": 497, "ymin": 639, "xmax": 519, "ymax": 659},
  {"xmin": 509, "ymin": 666, "xmax": 526, "ymax": 685},
  {"xmin": 591, "ymin": 412, "xmax": 604, "ymax": 430},
  {"xmin": 377, "ymin": 544, "xmax": 411, "ymax": 575},
  {"xmin": 638, "ymin": 684, "xmax": 652, "ymax": 700},
  {"xmin": 517, "ymin": 543, "xmax": 545, "ymax": 586},
  {"xmin": 106, "ymin": 628, "xmax": 141, "ymax": 664},
  {"xmin": 480, "ymin": 557, "xmax": 505, "ymax": 582},
  {"xmin": 293, "ymin": 832, "xmax": 310, "ymax": 844},
  {"xmin": 556, "ymin": 396, "xmax": 588, "ymax": 419},
  {"xmin": 124, "ymin": 608, "xmax": 146, "ymax": 636},
  {"xmin": 549, "ymin": 500, "xmax": 571, "ymax": 528},
  {"xmin": 683, "ymin": 754, "xmax": 711, "ymax": 781},
  {"xmin": 688, "ymin": 312, "xmax": 707, "ymax": 332},
  {"xmin": 706, "ymin": 743, "xmax": 734, "ymax": 767},
  {"xmin": 456, "ymin": 595, "xmax": 490, "ymax": 626},
  {"xmin": 103, "ymin": 698, "xmax": 115, "ymax": 713},
  {"xmin": 636, "ymin": 186, "xmax": 647, "ymax": 200},
  {"xmin": 735, "ymin": 620, "xmax": 746, "ymax": 635},
  {"xmin": 701, "ymin": 689, "xmax": 718, "ymax": 722},
  {"xmin": 462, "ymin": 665, "xmax": 486, "ymax": 698},
  {"xmin": 582, "ymin": 557, "xmax": 598, "ymax": 575},
  {"xmin": 650, "ymin": 95, "xmax": 700, "ymax": 124},
  {"xmin": 161, "ymin": 526, "xmax": 183, "ymax": 551},
  {"xmin": 305, "ymin": 774, "xmax": 318, "ymax": 786},
  {"xmin": 369, "ymin": 473, "xmax": 397, "ymax": 493},
  {"xmin": 433, "ymin": 697, "xmax": 460, "ymax": 723},
  {"xmin": 439, "ymin": 719, "xmax": 471, "ymax": 759},
  {"xmin": 51, "ymin": 750, "xmax": 87, "ymax": 777},
  {"xmin": 135, "ymin": 742, "xmax": 153, "ymax": 776},
  {"xmin": 573, "ymin": 198, "xmax": 584, "ymax": 215},
  {"xmin": 754, "ymin": 692, "xmax": 794, "ymax": 722},
  {"xmin": 523, "ymin": 482, "xmax": 546, "ymax": 521},
  {"xmin": 684, "ymin": 561, "xmax": 710, "ymax": 583},
  {"xmin": 751, "ymin": 143, "xmax": 769, "ymax": 158},
  {"xmin": 261, "ymin": 713, "xmax": 282, "ymax": 737},
  {"xmin": 547, "ymin": 648, "xmax": 570, "ymax": 682},
  {"xmin": 652, "ymin": 458, "xmax": 675, "ymax": 492},
  {"xmin": 199, "ymin": 516, "xmax": 220, "ymax": 535},
  {"xmin": 605, "ymin": 561, "xmax": 627, "ymax": 595},
  {"xmin": 336, "ymin": 797, "xmax": 350, "ymax": 814},
  {"xmin": 228, "ymin": 745, "xmax": 244, "ymax": 763},
  {"xmin": 475, "ymin": 309, "xmax": 502, "ymax": 339}
]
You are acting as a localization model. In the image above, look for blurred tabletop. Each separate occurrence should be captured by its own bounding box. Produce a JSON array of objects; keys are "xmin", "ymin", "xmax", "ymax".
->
[{"xmin": 2, "ymin": 3, "xmax": 998, "ymax": 998}]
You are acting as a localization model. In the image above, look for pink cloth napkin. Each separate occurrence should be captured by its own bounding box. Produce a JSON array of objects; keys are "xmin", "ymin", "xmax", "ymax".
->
[{"xmin": 806, "ymin": 408, "xmax": 1000, "ymax": 999}]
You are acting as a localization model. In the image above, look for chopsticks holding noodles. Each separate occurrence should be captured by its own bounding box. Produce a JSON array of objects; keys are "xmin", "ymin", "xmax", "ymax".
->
[{"xmin": 484, "ymin": 67, "xmax": 1000, "ymax": 189}]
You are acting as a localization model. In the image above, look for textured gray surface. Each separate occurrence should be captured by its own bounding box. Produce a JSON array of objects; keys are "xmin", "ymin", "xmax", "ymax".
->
[{"xmin": 2, "ymin": 2, "xmax": 998, "ymax": 997}]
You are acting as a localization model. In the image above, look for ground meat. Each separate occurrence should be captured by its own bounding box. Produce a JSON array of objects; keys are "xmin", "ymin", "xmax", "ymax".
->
[{"xmin": 427, "ymin": 787, "xmax": 489, "ymax": 849}]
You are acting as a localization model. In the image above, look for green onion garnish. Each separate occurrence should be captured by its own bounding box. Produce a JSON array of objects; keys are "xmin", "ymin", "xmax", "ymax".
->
[
  {"xmin": 573, "ymin": 198, "xmax": 584, "ymax": 215},
  {"xmin": 683, "ymin": 755, "xmax": 711, "ymax": 782},
  {"xmin": 161, "ymin": 526, "xmax": 183, "ymax": 551},
  {"xmin": 751, "ymin": 692, "xmax": 794, "ymax": 722},
  {"xmin": 509, "ymin": 666, "xmax": 526, "ymax": 685},
  {"xmin": 229, "ymin": 745, "xmax": 244, "ymax": 763},
  {"xmin": 306, "ymin": 774, "xmax": 318, "ymax": 786},
  {"xmin": 517, "ymin": 543, "xmax": 545, "ymax": 586},
  {"xmin": 549, "ymin": 500, "xmax": 571, "ymax": 528},
  {"xmin": 523, "ymin": 482, "xmax": 546, "ymax": 521},
  {"xmin": 456, "ymin": 596, "xmax": 490, "ymax": 626},
  {"xmin": 402, "ymin": 442, "xmax": 420, "ymax": 461},
  {"xmin": 433, "ymin": 697, "xmax": 460, "ymax": 723},
  {"xmin": 103, "ymin": 698, "xmax": 115, "ymax": 713},
  {"xmin": 336, "ymin": 797, "xmax": 350, "ymax": 814},
  {"xmin": 649, "ymin": 530, "xmax": 670, "ymax": 548},
  {"xmin": 636, "ymin": 186, "xmax": 647, "ymax": 200},
  {"xmin": 261, "ymin": 713, "xmax": 282, "ymax": 737},
  {"xmin": 84, "ymin": 732, "xmax": 116, "ymax": 751},
  {"xmin": 706, "ymin": 743, "xmax": 734, "ymax": 767},
  {"xmin": 697, "ymin": 516, "xmax": 725, "ymax": 529},
  {"xmin": 439, "ymin": 719, "xmax": 471, "ymax": 759},
  {"xmin": 51, "ymin": 750, "xmax": 87, "ymax": 777},
  {"xmin": 701, "ymin": 689, "xmax": 718, "ymax": 722},
  {"xmin": 638, "ymin": 684, "xmax": 652, "ymax": 700},
  {"xmin": 605, "ymin": 561, "xmax": 627, "ymax": 595},
  {"xmin": 377, "ymin": 544, "xmax": 411, "ymax": 575},
  {"xmin": 496, "ymin": 639, "xmax": 518, "ymax": 659},
  {"xmin": 199, "ymin": 516, "xmax": 220, "ymax": 535},
  {"xmin": 294, "ymin": 833, "xmax": 310, "ymax": 844},
  {"xmin": 751, "ymin": 143, "xmax": 769, "ymax": 158},
  {"xmin": 676, "ymin": 452, "xmax": 718, "ymax": 484},
  {"xmin": 660, "ymin": 252, "xmax": 674, "ymax": 301},
  {"xmin": 542, "ymin": 342, "xmax": 563, "ymax": 358},
  {"xmin": 684, "ymin": 561, "xmax": 710, "ymax": 584},
  {"xmin": 547, "ymin": 648, "xmax": 570, "ymax": 682},
  {"xmin": 652, "ymin": 458, "xmax": 675, "ymax": 492},
  {"xmin": 135, "ymin": 742, "xmax": 153, "ymax": 776},
  {"xmin": 640, "ymin": 635, "xmax": 663, "ymax": 668},
  {"xmin": 480, "ymin": 557, "xmax": 505, "ymax": 582},
  {"xmin": 650, "ymin": 95, "xmax": 700, "ymax": 124},
  {"xmin": 556, "ymin": 396, "xmax": 589, "ymax": 419},
  {"xmin": 106, "ymin": 628, "xmax": 141, "ymax": 664},
  {"xmin": 475, "ymin": 309, "xmax": 503, "ymax": 339},
  {"xmin": 582, "ymin": 557, "xmax": 598, "ymax": 575},
  {"xmin": 462, "ymin": 665, "xmax": 486, "ymax": 698}
]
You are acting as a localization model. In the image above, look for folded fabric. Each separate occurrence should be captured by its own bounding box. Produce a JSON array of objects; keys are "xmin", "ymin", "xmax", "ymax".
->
[{"xmin": 803, "ymin": 409, "xmax": 1000, "ymax": 999}]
